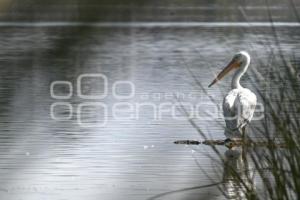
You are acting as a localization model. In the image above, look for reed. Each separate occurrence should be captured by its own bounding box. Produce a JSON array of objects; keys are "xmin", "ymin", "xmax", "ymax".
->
[{"xmin": 186, "ymin": 13, "xmax": 300, "ymax": 200}]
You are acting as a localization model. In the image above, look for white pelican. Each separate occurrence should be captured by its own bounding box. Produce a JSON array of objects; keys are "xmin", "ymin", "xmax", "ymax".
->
[{"xmin": 208, "ymin": 51, "xmax": 257, "ymax": 140}]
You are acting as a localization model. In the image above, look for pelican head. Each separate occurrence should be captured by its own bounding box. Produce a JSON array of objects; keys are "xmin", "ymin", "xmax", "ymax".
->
[{"xmin": 208, "ymin": 51, "xmax": 250, "ymax": 87}]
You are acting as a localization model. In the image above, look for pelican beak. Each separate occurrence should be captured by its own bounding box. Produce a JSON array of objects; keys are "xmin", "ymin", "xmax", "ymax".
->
[{"xmin": 208, "ymin": 59, "xmax": 241, "ymax": 87}]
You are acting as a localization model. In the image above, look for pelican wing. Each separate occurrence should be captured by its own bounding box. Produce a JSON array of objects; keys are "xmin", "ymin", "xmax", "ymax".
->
[{"xmin": 223, "ymin": 88, "xmax": 257, "ymax": 138}]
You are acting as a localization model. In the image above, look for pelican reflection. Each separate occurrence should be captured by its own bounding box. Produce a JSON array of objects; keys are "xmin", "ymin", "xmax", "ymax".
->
[{"xmin": 222, "ymin": 146, "xmax": 255, "ymax": 199}]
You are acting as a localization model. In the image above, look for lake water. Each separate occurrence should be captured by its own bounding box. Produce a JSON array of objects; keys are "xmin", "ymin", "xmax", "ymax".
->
[{"xmin": 0, "ymin": 3, "xmax": 299, "ymax": 200}]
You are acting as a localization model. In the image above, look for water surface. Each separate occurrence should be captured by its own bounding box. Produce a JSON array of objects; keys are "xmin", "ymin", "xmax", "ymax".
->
[{"xmin": 0, "ymin": 7, "xmax": 299, "ymax": 200}]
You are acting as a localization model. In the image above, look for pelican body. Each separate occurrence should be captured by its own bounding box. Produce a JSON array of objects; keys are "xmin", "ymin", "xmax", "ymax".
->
[{"xmin": 209, "ymin": 51, "xmax": 257, "ymax": 139}]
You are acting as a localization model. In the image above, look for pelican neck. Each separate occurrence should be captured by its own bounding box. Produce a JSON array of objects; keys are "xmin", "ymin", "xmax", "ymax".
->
[
  {"xmin": 231, "ymin": 69, "xmax": 243, "ymax": 89},
  {"xmin": 231, "ymin": 52, "xmax": 250, "ymax": 89}
]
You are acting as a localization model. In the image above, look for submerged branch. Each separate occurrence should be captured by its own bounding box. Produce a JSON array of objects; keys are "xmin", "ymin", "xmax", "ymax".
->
[{"xmin": 174, "ymin": 139, "xmax": 287, "ymax": 148}]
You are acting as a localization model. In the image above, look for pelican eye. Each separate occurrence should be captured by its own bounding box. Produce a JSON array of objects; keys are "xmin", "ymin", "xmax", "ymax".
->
[{"xmin": 234, "ymin": 55, "xmax": 244, "ymax": 65}]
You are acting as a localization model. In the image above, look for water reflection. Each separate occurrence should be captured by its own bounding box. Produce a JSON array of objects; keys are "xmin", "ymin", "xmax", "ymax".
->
[{"xmin": 223, "ymin": 146, "xmax": 254, "ymax": 199}]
